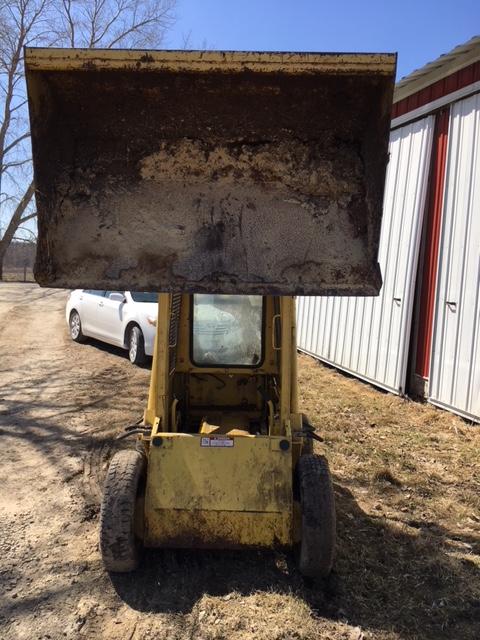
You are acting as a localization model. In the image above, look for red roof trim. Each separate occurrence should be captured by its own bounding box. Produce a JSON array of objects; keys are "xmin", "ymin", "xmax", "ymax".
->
[{"xmin": 392, "ymin": 61, "xmax": 480, "ymax": 119}]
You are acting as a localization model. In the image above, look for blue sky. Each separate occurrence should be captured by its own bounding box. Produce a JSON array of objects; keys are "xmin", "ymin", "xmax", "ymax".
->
[{"xmin": 167, "ymin": 0, "xmax": 479, "ymax": 80}]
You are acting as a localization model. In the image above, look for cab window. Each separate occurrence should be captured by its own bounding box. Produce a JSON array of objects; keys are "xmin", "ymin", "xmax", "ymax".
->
[{"xmin": 192, "ymin": 295, "xmax": 263, "ymax": 367}]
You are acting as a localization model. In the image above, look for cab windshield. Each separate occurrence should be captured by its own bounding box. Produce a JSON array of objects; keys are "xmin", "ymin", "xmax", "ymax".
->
[{"xmin": 192, "ymin": 295, "xmax": 263, "ymax": 367}]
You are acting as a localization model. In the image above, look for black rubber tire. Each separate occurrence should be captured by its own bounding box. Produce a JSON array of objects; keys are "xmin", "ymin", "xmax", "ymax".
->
[
  {"xmin": 69, "ymin": 310, "xmax": 87, "ymax": 343},
  {"xmin": 128, "ymin": 325, "xmax": 146, "ymax": 365},
  {"xmin": 297, "ymin": 454, "xmax": 336, "ymax": 579},
  {"xmin": 99, "ymin": 449, "xmax": 146, "ymax": 572}
]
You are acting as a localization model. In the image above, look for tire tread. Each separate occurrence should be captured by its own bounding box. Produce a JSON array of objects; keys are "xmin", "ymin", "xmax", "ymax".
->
[
  {"xmin": 99, "ymin": 449, "xmax": 145, "ymax": 572},
  {"xmin": 297, "ymin": 454, "xmax": 336, "ymax": 579}
]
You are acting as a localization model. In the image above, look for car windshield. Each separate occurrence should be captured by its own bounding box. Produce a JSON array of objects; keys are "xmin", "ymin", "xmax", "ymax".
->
[
  {"xmin": 192, "ymin": 294, "xmax": 263, "ymax": 366},
  {"xmin": 130, "ymin": 292, "xmax": 158, "ymax": 303}
]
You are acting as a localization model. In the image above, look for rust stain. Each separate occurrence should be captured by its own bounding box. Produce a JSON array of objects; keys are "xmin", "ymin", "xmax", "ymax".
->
[
  {"xmin": 144, "ymin": 509, "xmax": 293, "ymax": 549},
  {"xmin": 139, "ymin": 53, "xmax": 155, "ymax": 64}
]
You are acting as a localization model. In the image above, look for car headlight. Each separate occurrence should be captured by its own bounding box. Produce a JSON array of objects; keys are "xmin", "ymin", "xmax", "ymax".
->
[{"xmin": 147, "ymin": 315, "xmax": 157, "ymax": 326}]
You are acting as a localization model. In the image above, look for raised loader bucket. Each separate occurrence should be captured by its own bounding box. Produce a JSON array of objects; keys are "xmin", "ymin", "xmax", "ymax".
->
[{"xmin": 25, "ymin": 48, "xmax": 396, "ymax": 295}]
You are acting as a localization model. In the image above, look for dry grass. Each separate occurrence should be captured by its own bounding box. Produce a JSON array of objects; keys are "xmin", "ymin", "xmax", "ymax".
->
[
  {"xmin": 296, "ymin": 353, "xmax": 480, "ymax": 640},
  {"xmin": 108, "ymin": 354, "xmax": 480, "ymax": 640}
]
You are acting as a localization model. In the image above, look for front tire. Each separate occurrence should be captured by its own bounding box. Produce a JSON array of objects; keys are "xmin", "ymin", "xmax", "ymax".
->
[
  {"xmin": 128, "ymin": 326, "xmax": 146, "ymax": 365},
  {"xmin": 69, "ymin": 310, "xmax": 87, "ymax": 343},
  {"xmin": 99, "ymin": 450, "xmax": 146, "ymax": 572},
  {"xmin": 297, "ymin": 454, "xmax": 336, "ymax": 579}
]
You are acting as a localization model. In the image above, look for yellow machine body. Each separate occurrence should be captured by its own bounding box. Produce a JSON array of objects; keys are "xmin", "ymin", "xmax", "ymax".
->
[
  {"xmin": 140, "ymin": 294, "xmax": 302, "ymax": 549},
  {"xmin": 144, "ymin": 433, "xmax": 294, "ymax": 548}
]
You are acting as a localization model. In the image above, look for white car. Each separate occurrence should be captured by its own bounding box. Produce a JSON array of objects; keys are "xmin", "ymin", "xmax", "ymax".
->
[{"xmin": 66, "ymin": 290, "xmax": 157, "ymax": 365}]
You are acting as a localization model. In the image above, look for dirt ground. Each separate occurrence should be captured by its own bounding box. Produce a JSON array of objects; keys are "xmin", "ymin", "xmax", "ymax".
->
[{"xmin": 0, "ymin": 283, "xmax": 479, "ymax": 640}]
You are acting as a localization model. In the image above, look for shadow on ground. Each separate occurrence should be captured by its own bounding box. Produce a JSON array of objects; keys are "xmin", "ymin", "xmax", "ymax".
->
[
  {"xmin": 78, "ymin": 337, "xmax": 153, "ymax": 369},
  {"xmin": 111, "ymin": 481, "xmax": 480, "ymax": 640}
]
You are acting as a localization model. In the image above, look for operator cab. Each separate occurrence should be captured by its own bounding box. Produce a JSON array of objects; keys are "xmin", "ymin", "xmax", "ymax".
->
[{"xmin": 170, "ymin": 294, "xmax": 282, "ymax": 437}]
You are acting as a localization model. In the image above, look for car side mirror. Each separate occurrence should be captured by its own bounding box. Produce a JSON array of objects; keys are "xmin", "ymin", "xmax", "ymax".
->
[{"xmin": 109, "ymin": 292, "xmax": 125, "ymax": 303}]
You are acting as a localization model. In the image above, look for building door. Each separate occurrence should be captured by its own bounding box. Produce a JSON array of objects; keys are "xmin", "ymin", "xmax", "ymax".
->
[
  {"xmin": 429, "ymin": 93, "xmax": 480, "ymax": 421},
  {"xmin": 297, "ymin": 116, "xmax": 434, "ymax": 393}
]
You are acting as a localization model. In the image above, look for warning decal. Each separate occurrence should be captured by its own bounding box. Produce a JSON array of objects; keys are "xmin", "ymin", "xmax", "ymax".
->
[{"xmin": 200, "ymin": 436, "xmax": 234, "ymax": 448}]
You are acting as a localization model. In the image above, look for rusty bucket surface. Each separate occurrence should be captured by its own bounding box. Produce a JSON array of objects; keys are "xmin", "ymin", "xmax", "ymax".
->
[{"xmin": 25, "ymin": 48, "xmax": 396, "ymax": 294}]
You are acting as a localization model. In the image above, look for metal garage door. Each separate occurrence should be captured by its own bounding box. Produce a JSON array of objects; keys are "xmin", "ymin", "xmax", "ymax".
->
[
  {"xmin": 297, "ymin": 116, "xmax": 434, "ymax": 393},
  {"xmin": 429, "ymin": 93, "xmax": 480, "ymax": 421}
]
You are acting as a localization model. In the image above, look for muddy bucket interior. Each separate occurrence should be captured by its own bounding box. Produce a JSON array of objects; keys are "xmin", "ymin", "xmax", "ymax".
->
[{"xmin": 25, "ymin": 48, "xmax": 396, "ymax": 294}]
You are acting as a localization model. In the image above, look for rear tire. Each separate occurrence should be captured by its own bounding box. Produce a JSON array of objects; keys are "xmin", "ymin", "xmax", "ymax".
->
[
  {"xmin": 99, "ymin": 450, "xmax": 145, "ymax": 572},
  {"xmin": 128, "ymin": 326, "xmax": 146, "ymax": 365},
  {"xmin": 297, "ymin": 454, "xmax": 336, "ymax": 579},
  {"xmin": 69, "ymin": 310, "xmax": 87, "ymax": 343}
]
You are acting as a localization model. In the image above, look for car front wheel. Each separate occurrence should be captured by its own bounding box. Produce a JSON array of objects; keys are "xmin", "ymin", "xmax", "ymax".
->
[{"xmin": 128, "ymin": 326, "xmax": 147, "ymax": 365}]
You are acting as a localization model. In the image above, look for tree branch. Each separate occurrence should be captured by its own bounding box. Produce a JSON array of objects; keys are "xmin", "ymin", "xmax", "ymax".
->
[
  {"xmin": 1, "ymin": 157, "xmax": 31, "ymax": 170},
  {"xmin": 61, "ymin": 0, "xmax": 76, "ymax": 47},
  {"xmin": 19, "ymin": 211, "xmax": 36, "ymax": 223},
  {"xmin": 13, "ymin": 229, "xmax": 37, "ymax": 243},
  {"xmin": 2, "ymin": 130, "xmax": 30, "ymax": 156},
  {"xmin": 107, "ymin": 15, "xmax": 160, "ymax": 48},
  {"xmin": 0, "ymin": 181, "xmax": 35, "ymax": 261}
]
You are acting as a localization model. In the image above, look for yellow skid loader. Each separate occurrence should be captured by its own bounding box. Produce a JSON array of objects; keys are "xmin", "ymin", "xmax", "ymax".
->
[{"xmin": 25, "ymin": 48, "xmax": 396, "ymax": 578}]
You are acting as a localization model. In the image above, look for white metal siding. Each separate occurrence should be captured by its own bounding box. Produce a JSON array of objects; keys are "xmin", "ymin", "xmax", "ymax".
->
[
  {"xmin": 297, "ymin": 117, "xmax": 434, "ymax": 393},
  {"xmin": 429, "ymin": 93, "xmax": 480, "ymax": 421}
]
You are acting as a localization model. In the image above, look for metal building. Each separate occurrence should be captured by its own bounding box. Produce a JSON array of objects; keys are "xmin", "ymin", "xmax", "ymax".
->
[{"xmin": 297, "ymin": 36, "xmax": 480, "ymax": 422}]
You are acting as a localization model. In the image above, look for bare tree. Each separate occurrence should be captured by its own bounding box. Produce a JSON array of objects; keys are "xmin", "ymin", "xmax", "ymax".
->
[
  {"xmin": 0, "ymin": 0, "xmax": 175, "ymax": 280},
  {"xmin": 0, "ymin": 0, "xmax": 49, "ymax": 279},
  {"xmin": 53, "ymin": 0, "xmax": 175, "ymax": 49}
]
